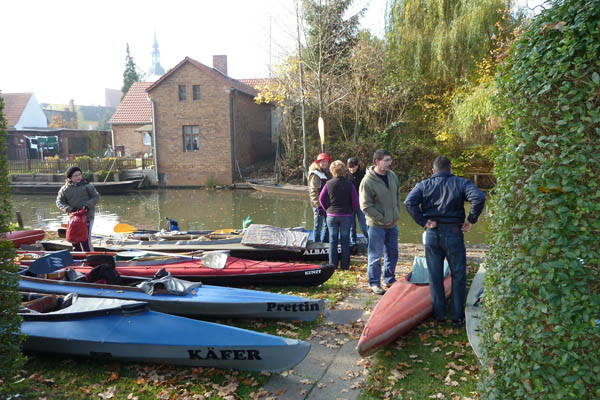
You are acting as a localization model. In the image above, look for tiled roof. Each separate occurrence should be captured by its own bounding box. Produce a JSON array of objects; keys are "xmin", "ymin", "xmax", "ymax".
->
[
  {"xmin": 238, "ymin": 78, "xmax": 273, "ymax": 88},
  {"xmin": 1, "ymin": 93, "xmax": 33, "ymax": 128},
  {"xmin": 108, "ymin": 82, "xmax": 153, "ymax": 124},
  {"xmin": 146, "ymin": 57, "xmax": 258, "ymax": 97}
]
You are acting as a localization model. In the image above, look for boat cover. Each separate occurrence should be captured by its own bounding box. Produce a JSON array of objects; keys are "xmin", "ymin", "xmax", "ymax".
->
[
  {"xmin": 241, "ymin": 224, "xmax": 309, "ymax": 251},
  {"xmin": 136, "ymin": 270, "xmax": 203, "ymax": 295},
  {"xmin": 408, "ymin": 256, "xmax": 450, "ymax": 284}
]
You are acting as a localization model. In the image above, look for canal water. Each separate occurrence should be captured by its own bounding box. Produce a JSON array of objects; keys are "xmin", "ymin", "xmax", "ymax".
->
[{"xmin": 10, "ymin": 188, "xmax": 489, "ymax": 244}]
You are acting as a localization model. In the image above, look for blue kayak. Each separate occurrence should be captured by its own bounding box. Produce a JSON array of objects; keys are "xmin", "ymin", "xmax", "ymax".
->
[
  {"xmin": 19, "ymin": 273, "xmax": 325, "ymax": 321},
  {"xmin": 20, "ymin": 293, "xmax": 310, "ymax": 372}
]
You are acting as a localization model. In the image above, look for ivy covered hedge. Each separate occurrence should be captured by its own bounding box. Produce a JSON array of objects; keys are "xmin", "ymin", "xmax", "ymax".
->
[
  {"xmin": 481, "ymin": 0, "xmax": 600, "ymax": 398},
  {"xmin": 0, "ymin": 96, "xmax": 25, "ymax": 380}
]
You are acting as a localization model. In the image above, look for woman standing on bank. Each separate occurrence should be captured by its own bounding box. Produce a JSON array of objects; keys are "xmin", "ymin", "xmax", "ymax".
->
[
  {"xmin": 319, "ymin": 160, "xmax": 359, "ymax": 270},
  {"xmin": 56, "ymin": 166, "xmax": 100, "ymax": 251}
]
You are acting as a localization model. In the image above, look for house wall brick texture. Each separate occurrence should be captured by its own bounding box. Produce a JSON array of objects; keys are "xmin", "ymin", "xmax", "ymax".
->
[
  {"xmin": 150, "ymin": 62, "xmax": 233, "ymax": 186},
  {"xmin": 149, "ymin": 61, "xmax": 273, "ymax": 186},
  {"xmin": 112, "ymin": 124, "xmax": 152, "ymax": 157},
  {"xmin": 233, "ymin": 92, "xmax": 272, "ymax": 172}
]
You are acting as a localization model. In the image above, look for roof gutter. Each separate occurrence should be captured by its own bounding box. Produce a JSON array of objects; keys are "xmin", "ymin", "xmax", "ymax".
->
[{"xmin": 150, "ymin": 98, "xmax": 159, "ymax": 182}]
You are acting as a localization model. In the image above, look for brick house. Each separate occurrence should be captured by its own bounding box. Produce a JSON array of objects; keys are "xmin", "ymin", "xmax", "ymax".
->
[
  {"xmin": 145, "ymin": 56, "xmax": 273, "ymax": 186},
  {"xmin": 108, "ymin": 82, "xmax": 153, "ymax": 157}
]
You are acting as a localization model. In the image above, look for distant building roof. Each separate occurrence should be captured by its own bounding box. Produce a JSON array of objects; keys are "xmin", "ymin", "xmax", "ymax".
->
[
  {"xmin": 108, "ymin": 82, "xmax": 153, "ymax": 125},
  {"xmin": 1, "ymin": 92, "xmax": 33, "ymax": 128},
  {"xmin": 105, "ymin": 88, "xmax": 121, "ymax": 108},
  {"xmin": 146, "ymin": 56, "xmax": 258, "ymax": 98},
  {"xmin": 238, "ymin": 78, "xmax": 272, "ymax": 88}
]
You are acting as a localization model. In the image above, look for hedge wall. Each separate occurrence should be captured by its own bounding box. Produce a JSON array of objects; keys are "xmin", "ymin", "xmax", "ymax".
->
[
  {"xmin": 480, "ymin": 0, "xmax": 600, "ymax": 398},
  {"xmin": 0, "ymin": 96, "xmax": 25, "ymax": 380}
]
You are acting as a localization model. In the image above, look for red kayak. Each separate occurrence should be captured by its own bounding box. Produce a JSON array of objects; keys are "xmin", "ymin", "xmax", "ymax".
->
[
  {"xmin": 65, "ymin": 255, "xmax": 336, "ymax": 287},
  {"xmin": 357, "ymin": 274, "xmax": 451, "ymax": 357},
  {"xmin": 3, "ymin": 229, "xmax": 45, "ymax": 248}
]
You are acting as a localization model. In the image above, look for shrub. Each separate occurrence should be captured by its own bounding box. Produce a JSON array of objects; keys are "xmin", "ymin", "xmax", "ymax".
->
[
  {"xmin": 0, "ymin": 95, "xmax": 25, "ymax": 380},
  {"xmin": 481, "ymin": 1, "xmax": 600, "ymax": 398}
]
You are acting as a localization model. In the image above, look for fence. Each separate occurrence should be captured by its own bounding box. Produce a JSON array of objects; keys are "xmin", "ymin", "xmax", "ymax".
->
[{"xmin": 7, "ymin": 157, "xmax": 154, "ymax": 174}]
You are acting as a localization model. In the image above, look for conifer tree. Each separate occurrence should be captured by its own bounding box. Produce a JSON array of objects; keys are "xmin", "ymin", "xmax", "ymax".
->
[{"xmin": 121, "ymin": 43, "xmax": 141, "ymax": 99}]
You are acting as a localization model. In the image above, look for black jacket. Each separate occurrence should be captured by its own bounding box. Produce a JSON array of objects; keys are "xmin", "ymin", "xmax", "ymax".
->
[
  {"xmin": 404, "ymin": 171, "xmax": 485, "ymax": 227},
  {"xmin": 348, "ymin": 167, "xmax": 365, "ymax": 192}
]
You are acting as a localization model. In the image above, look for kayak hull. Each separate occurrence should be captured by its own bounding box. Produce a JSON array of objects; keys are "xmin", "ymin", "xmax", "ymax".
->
[
  {"xmin": 465, "ymin": 265, "xmax": 485, "ymax": 362},
  {"xmin": 19, "ymin": 274, "xmax": 325, "ymax": 321},
  {"xmin": 3, "ymin": 229, "xmax": 45, "ymax": 247},
  {"xmin": 73, "ymin": 256, "xmax": 336, "ymax": 287},
  {"xmin": 357, "ymin": 274, "xmax": 451, "ymax": 357},
  {"xmin": 21, "ymin": 295, "xmax": 310, "ymax": 372}
]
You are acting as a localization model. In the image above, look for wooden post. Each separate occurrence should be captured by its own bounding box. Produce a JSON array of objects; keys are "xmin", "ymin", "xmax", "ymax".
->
[{"xmin": 16, "ymin": 211, "xmax": 24, "ymax": 229}]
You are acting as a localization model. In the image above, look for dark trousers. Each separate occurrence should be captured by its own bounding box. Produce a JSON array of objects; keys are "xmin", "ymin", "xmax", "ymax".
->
[
  {"xmin": 72, "ymin": 220, "xmax": 93, "ymax": 252},
  {"xmin": 425, "ymin": 224, "xmax": 467, "ymax": 322}
]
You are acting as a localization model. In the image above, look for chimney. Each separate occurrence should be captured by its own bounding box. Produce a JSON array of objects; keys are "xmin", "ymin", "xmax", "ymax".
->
[{"xmin": 212, "ymin": 55, "xmax": 228, "ymax": 76}]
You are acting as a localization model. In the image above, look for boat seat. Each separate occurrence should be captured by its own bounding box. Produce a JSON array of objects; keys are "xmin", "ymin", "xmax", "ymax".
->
[{"xmin": 22, "ymin": 294, "xmax": 58, "ymax": 313}]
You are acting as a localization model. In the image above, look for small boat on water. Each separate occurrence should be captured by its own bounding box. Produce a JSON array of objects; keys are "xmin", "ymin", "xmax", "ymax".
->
[
  {"xmin": 2, "ymin": 229, "xmax": 45, "ymax": 248},
  {"xmin": 357, "ymin": 258, "xmax": 451, "ymax": 357},
  {"xmin": 20, "ymin": 250, "xmax": 336, "ymax": 287},
  {"xmin": 20, "ymin": 292, "xmax": 310, "ymax": 371},
  {"xmin": 247, "ymin": 180, "xmax": 308, "ymax": 196},
  {"xmin": 19, "ymin": 271, "xmax": 325, "ymax": 321},
  {"xmin": 10, "ymin": 178, "xmax": 144, "ymax": 195},
  {"xmin": 465, "ymin": 265, "xmax": 486, "ymax": 362}
]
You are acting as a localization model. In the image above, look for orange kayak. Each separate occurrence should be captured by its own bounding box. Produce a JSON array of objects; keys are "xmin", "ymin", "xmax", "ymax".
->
[{"xmin": 357, "ymin": 274, "xmax": 451, "ymax": 357}]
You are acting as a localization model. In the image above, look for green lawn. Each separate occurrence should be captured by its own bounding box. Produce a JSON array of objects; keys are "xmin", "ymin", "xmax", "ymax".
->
[{"xmin": 2, "ymin": 260, "xmax": 482, "ymax": 399}]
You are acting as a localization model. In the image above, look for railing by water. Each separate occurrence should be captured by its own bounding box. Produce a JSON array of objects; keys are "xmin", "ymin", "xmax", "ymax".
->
[{"xmin": 7, "ymin": 157, "xmax": 154, "ymax": 174}]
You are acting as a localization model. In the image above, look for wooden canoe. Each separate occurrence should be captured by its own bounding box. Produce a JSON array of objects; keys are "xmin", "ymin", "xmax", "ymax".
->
[{"xmin": 247, "ymin": 181, "xmax": 308, "ymax": 196}]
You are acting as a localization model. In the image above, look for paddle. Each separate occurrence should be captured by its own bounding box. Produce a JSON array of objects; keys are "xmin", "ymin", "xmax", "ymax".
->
[
  {"xmin": 27, "ymin": 250, "xmax": 74, "ymax": 275},
  {"xmin": 212, "ymin": 229, "xmax": 237, "ymax": 234},
  {"xmin": 114, "ymin": 223, "xmax": 137, "ymax": 233},
  {"xmin": 112, "ymin": 249, "xmax": 229, "ymax": 269}
]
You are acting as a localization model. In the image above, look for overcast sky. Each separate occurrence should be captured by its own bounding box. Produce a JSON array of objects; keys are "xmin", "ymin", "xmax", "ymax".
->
[
  {"xmin": 1, "ymin": 0, "xmax": 543, "ymax": 106},
  {"xmin": 0, "ymin": 0, "xmax": 386, "ymax": 106}
]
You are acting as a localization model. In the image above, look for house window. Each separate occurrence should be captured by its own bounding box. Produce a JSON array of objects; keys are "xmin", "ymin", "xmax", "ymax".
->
[
  {"xmin": 183, "ymin": 125, "xmax": 200, "ymax": 152},
  {"xmin": 178, "ymin": 85, "xmax": 187, "ymax": 101},
  {"xmin": 142, "ymin": 132, "xmax": 152, "ymax": 146},
  {"xmin": 193, "ymin": 85, "xmax": 200, "ymax": 100}
]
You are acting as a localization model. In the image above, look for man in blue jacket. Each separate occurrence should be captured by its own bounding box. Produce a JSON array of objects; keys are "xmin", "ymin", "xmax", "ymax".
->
[{"xmin": 404, "ymin": 156, "xmax": 485, "ymax": 327}]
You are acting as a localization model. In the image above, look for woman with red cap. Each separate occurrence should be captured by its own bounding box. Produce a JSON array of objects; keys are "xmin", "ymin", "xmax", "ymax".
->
[{"xmin": 308, "ymin": 153, "xmax": 332, "ymax": 242}]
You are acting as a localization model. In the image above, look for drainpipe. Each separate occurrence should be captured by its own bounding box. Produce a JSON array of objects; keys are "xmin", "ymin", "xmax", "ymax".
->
[
  {"xmin": 110, "ymin": 128, "xmax": 115, "ymax": 152},
  {"xmin": 230, "ymin": 88, "xmax": 242, "ymax": 181},
  {"xmin": 150, "ymin": 99, "xmax": 159, "ymax": 182}
]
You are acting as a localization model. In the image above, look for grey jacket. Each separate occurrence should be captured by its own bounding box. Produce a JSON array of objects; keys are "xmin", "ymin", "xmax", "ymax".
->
[
  {"xmin": 359, "ymin": 166, "xmax": 402, "ymax": 228},
  {"xmin": 56, "ymin": 180, "xmax": 100, "ymax": 220}
]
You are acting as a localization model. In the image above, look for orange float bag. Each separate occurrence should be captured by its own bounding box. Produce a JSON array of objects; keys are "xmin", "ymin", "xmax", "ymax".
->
[{"xmin": 66, "ymin": 209, "xmax": 88, "ymax": 243}]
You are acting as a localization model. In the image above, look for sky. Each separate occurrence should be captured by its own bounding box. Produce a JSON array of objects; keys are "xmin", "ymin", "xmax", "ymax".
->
[
  {"xmin": 1, "ymin": 0, "xmax": 543, "ymax": 107},
  {"xmin": 0, "ymin": 0, "xmax": 386, "ymax": 106}
]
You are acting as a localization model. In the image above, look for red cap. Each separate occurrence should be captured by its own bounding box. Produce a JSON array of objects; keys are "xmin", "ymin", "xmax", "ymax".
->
[{"xmin": 316, "ymin": 153, "xmax": 331, "ymax": 164}]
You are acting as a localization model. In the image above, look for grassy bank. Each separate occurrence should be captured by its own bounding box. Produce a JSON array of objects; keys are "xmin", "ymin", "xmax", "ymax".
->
[{"xmin": 3, "ymin": 254, "xmax": 483, "ymax": 400}]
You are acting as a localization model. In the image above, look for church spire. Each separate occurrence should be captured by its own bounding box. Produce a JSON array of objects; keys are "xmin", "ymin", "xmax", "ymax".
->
[{"xmin": 148, "ymin": 31, "xmax": 165, "ymax": 78}]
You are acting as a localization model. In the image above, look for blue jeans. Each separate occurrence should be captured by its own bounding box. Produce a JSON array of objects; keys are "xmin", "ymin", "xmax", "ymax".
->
[
  {"xmin": 367, "ymin": 225, "xmax": 398, "ymax": 286},
  {"xmin": 326, "ymin": 215, "xmax": 352, "ymax": 270},
  {"xmin": 425, "ymin": 224, "xmax": 467, "ymax": 322},
  {"xmin": 351, "ymin": 209, "xmax": 368, "ymax": 244},
  {"xmin": 312, "ymin": 207, "xmax": 329, "ymax": 243}
]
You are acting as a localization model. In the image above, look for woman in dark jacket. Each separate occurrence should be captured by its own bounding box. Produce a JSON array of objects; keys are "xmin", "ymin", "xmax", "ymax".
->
[
  {"xmin": 319, "ymin": 160, "xmax": 359, "ymax": 270},
  {"xmin": 56, "ymin": 166, "xmax": 100, "ymax": 251}
]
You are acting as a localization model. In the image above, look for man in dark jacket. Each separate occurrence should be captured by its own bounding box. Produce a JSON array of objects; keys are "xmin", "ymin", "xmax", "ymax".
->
[{"xmin": 404, "ymin": 156, "xmax": 485, "ymax": 326}]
